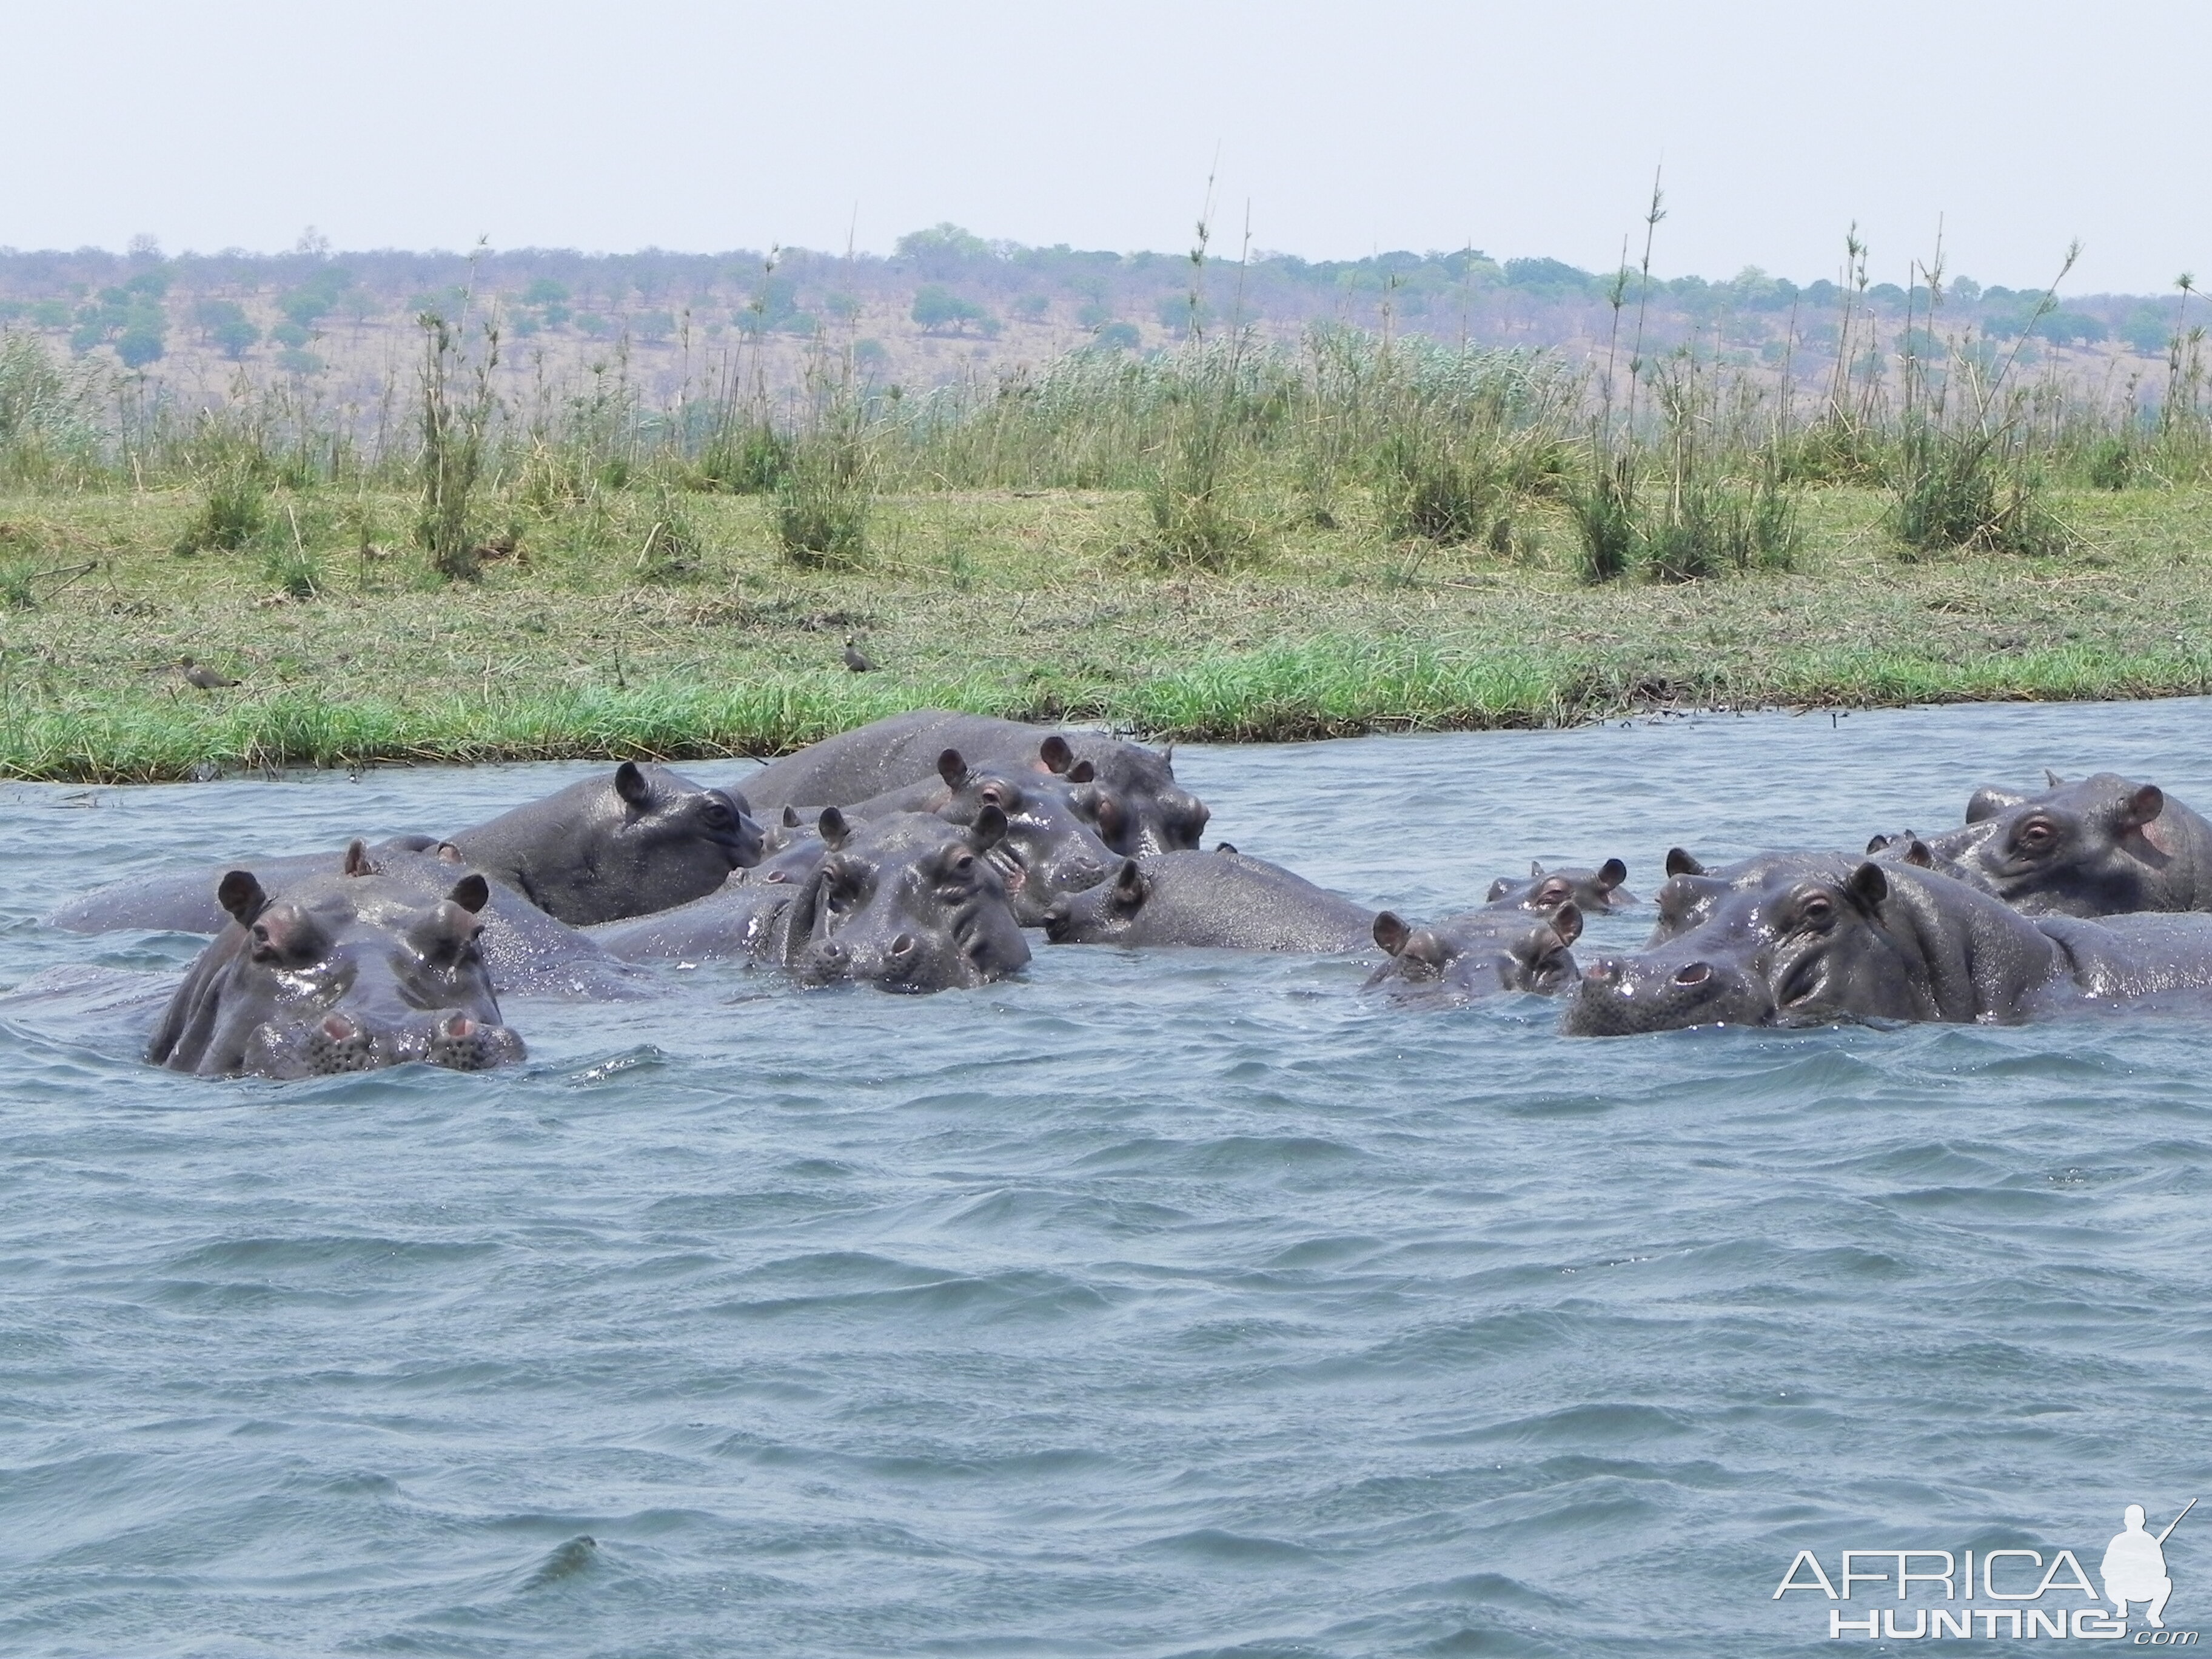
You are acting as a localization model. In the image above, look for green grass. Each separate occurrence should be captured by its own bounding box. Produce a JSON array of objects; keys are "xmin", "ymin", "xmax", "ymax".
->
[{"xmin": 0, "ymin": 480, "xmax": 2208, "ymax": 780}]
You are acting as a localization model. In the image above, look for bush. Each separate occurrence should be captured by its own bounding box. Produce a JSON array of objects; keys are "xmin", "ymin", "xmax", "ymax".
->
[
  {"xmin": 1092, "ymin": 321, "xmax": 1141, "ymax": 352},
  {"xmin": 195, "ymin": 299, "xmax": 260, "ymax": 358},
  {"xmin": 175, "ymin": 469, "xmax": 270, "ymax": 554},
  {"xmin": 912, "ymin": 284, "xmax": 994, "ymax": 335}
]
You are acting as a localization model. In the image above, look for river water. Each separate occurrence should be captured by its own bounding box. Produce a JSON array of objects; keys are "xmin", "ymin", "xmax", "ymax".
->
[{"xmin": 2, "ymin": 700, "xmax": 2208, "ymax": 1656}]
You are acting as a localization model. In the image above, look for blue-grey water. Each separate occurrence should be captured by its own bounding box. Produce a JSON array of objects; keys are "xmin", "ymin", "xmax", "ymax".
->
[{"xmin": 3, "ymin": 700, "xmax": 2210, "ymax": 1656}]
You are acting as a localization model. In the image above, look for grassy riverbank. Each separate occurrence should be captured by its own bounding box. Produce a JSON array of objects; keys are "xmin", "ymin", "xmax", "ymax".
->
[{"xmin": 1, "ymin": 480, "xmax": 2209, "ymax": 781}]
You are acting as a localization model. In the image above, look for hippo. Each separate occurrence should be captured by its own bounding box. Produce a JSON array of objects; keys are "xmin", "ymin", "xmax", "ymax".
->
[
  {"xmin": 1565, "ymin": 858, "xmax": 2212, "ymax": 1036},
  {"xmin": 1041, "ymin": 850, "xmax": 1375, "ymax": 951},
  {"xmin": 1486, "ymin": 859, "xmax": 1635, "ymax": 914},
  {"xmin": 1646, "ymin": 844, "xmax": 1945, "ymax": 945},
  {"xmin": 45, "ymin": 763, "xmax": 762, "ymax": 936},
  {"xmin": 148, "ymin": 847, "xmax": 528, "ymax": 1077},
  {"xmin": 737, "ymin": 711, "xmax": 1210, "ymax": 857},
  {"xmin": 592, "ymin": 808, "xmax": 1031, "ymax": 992},
  {"xmin": 1364, "ymin": 903, "xmax": 1583, "ymax": 1003},
  {"xmin": 1911, "ymin": 772, "xmax": 2212, "ymax": 917},
  {"xmin": 842, "ymin": 749, "xmax": 1116, "ymax": 926},
  {"xmin": 447, "ymin": 762, "xmax": 763, "ymax": 924}
]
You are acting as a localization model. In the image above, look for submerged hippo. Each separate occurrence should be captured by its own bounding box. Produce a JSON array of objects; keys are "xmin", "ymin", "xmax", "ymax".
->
[
  {"xmin": 737, "ymin": 711, "xmax": 1210, "ymax": 856},
  {"xmin": 844, "ymin": 749, "xmax": 1116, "ymax": 926},
  {"xmin": 1042, "ymin": 850, "xmax": 1375, "ymax": 952},
  {"xmin": 1566, "ymin": 858, "xmax": 2212, "ymax": 1036},
  {"xmin": 1365, "ymin": 903, "xmax": 1583, "ymax": 1003},
  {"xmin": 46, "ymin": 763, "xmax": 762, "ymax": 935},
  {"xmin": 149, "ymin": 849, "xmax": 527, "ymax": 1077},
  {"xmin": 1913, "ymin": 772, "xmax": 2212, "ymax": 916},
  {"xmin": 1486, "ymin": 859, "xmax": 1635, "ymax": 914},
  {"xmin": 591, "ymin": 808, "xmax": 1031, "ymax": 991}
]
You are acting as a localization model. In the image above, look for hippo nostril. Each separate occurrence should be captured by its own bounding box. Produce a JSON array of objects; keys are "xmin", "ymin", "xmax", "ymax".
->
[
  {"xmin": 443, "ymin": 1014, "xmax": 477, "ymax": 1039},
  {"xmin": 890, "ymin": 933, "xmax": 917, "ymax": 957},
  {"xmin": 1674, "ymin": 962, "xmax": 1712, "ymax": 987},
  {"xmin": 322, "ymin": 1013, "xmax": 357, "ymax": 1041},
  {"xmin": 1584, "ymin": 959, "xmax": 1618, "ymax": 982}
]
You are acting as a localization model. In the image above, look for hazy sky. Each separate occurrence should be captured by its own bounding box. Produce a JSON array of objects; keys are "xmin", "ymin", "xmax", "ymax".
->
[{"xmin": 4, "ymin": 0, "xmax": 2202, "ymax": 292}]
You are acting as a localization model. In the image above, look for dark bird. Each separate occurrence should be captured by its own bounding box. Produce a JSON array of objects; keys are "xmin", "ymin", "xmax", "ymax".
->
[
  {"xmin": 178, "ymin": 655, "xmax": 240, "ymax": 690},
  {"xmin": 842, "ymin": 637, "xmax": 878, "ymax": 674}
]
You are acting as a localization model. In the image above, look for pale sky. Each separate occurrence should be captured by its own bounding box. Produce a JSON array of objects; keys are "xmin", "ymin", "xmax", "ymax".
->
[{"xmin": 2, "ymin": 0, "xmax": 2202, "ymax": 293}]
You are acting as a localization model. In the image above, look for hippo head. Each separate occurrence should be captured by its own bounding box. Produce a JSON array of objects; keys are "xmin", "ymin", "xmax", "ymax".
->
[
  {"xmin": 149, "ymin": 844, "xmax": 526, "ymax": 1078},
  {"xmin": 931, "ymin": 748, "xmax": 1114, "ymax": 925},
  {"xmin": 603, "ymin": 759, "xmax": 764, "ymax": 896},
  {"xmin": 1039, "ymin": 856, "xmax": 1156, "ymax": 946},
  {"xmin": 1568, "ymin": 862, "xmax": 1934, "ymax": 1035},
  {"xmin": 792, "ymin": 809, "xmax": 1031, "ymax": 991},
  {"xmin": 1486, "ymin": 858, "xmax": 1634, "ymax": 914},
  {"xmin": 1919, "ymin": 771, "xmax": 2179, "ymax": 916},
  {"xmin": 1647, "ymin": 848, "xmax": 1860, "ymax": 945},
  {"xmin": 1035, "ymin": 735, "xmax": 1210, "ymax": 857},
  {"xmin": 1365, "ymin": 904, "xmax": 1583, "ymax": 1003}
]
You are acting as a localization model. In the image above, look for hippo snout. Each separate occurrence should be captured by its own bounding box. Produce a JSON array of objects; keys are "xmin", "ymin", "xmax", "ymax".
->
[{"xmin": 1561, "ymin": 952, "xmax": 1772, "ymax": 1036}]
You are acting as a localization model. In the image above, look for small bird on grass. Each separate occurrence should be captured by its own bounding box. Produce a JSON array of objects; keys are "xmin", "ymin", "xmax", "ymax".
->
[
  {"xmin": 178, "ymin": 655, "xmax": 240, "ymax": 690},
  {"xmin": 842, "ymin": 637, "xmax": 878, "ymax": 673}
]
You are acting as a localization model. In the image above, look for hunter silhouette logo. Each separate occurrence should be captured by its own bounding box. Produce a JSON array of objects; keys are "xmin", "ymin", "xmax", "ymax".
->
[
  {"xmin": 2106, "ymin": 1500, "xmax": 2193, "ymax": 1630},
  {"xmin": 1775, "ymin": 1498, "xmax": 2198, "ymax": 1640}
]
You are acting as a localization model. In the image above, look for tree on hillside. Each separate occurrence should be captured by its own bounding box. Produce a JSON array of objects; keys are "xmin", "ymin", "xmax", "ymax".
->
[
  {"xmin": 911, "ymin": 284, "xmax": 996, "ymax": 336},
  {"xmin": 897, "ymin": 223, "xmax": 993, "ymax": 278},
  {"xmin": 194, "ymin": 298, "xmax": 260, "ymax": 358}
]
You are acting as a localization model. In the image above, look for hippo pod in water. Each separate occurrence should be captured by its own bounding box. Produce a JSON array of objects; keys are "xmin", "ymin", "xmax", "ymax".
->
[
  {"xmin": 149, "ymin": 843, "xmax": 528, "ymax": 1078},
  {"xmin": 1564, "ymin": 857, "xmax": 2212, "ymax": 1036},
  {"xmin": 1904, "ymin": 771, "xmax": 2212, "ymax": 917},
  {"xmin": 590, "ymin": 808, "xmax": 1031, "ymax": 991},
  {"xmin": 1365, "ymin": 903, "xmax": 1583, "ymax": 1003},
  {"xmin": 1486, "ymin": 859, "xmax": 1634, "ymax": 915},
  {"xmin": 1042, "ymin": 849, "xmax": 1375, "ymax": 951},
  {"xmin": 737, "ymin": 710, "xmax": 1210, "ymax": 857},
  {"xmin": 44, "ymin": 762, "xmax": 762, "ymax": 936}
]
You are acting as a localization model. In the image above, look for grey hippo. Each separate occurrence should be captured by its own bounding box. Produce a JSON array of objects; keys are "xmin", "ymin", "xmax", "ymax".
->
[
  {"xmin": 46, "ymin": 762, "xmax": 762, "ymax": 934},
  {"xmin": 1565, "ymin": 857, "xmax": 2212, "ymax": 1036},
  {"xmin": 1365, "ymin": 903, "xmax": 1583, "ymax": 1004},
  {"xmin": 736, "ymin": 711, "xmax": 1210, "ymax": 857},
  {"xmin": 1042, "ymin": 850, "xmax": 1375, "ymax": 952},
  {"xmin": 591, "ymin": 808, "xmax": 1031, "ymax": 991},
  {"xmin": 149, "ymin": 846, "xmax": 528, "ymax": 1078}
]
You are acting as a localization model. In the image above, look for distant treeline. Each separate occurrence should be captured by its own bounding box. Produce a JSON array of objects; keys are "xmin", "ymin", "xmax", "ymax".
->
[{"xmin": 0, "ymin": 224, "xmax": 2190, "ymax": 381}]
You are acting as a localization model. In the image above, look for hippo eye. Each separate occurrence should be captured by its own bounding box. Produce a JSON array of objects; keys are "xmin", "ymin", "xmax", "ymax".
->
[
  {"xmin": 703, "ymin": 802, "xmax": 734, "ymax": 829},
  {"xmin": 980, "ymin": 785, "xmax": 1005, "ymax": 808},
  {"xmin": 950, "ymin": 853, "xmax": 974, "ymax": 877},
  {"xmin": 2016, "ymin": 820, "xmax": 2056, "ymax": 851},
  {"xmin": 1798, "ymin": 895, "xmax": 1834, "ymax": 927}
]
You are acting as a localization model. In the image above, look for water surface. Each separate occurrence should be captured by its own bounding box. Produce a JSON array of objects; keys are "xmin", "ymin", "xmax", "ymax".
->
[{"xmin": 2, "ymin": 700, "xmax": 2208, "ymax": 1655}]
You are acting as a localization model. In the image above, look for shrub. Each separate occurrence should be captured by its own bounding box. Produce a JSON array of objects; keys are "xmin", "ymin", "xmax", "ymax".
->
[
  {"xmin": 195, "ymin": 299, "xmax": 260, "ymax": 358},
  {"xmin": 912, "ymin": 284, "xmax": 993, "ymax": 335}
]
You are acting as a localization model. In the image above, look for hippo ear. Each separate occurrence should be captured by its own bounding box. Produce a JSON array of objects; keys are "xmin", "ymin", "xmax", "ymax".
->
[
  {"xmin": 1900, "ymin": 839, "xmax": 1936, "ymax": 868},
  {"xmin": 1039, "ymin": 734, "xmax": 1074, "ymax": 774},
  {"xmin": 817, "ymin": 806, "xmax": 850, "ymax": 850},
  {"xmin": 1549, "ymin": 901, "xmax": 1584, "ymax": 948},
  {"xmin": 614, "ymin": 761, "xmax": 652, "ymax": 809},
  {"xmin": 217, "ymin": 870, "xmax": 268, "ymax": 927},
  {"xmin": 446, "ymin": 874, "xmax": 491, "ymax": 913},
  {"xmin": 343, "ymin": 838, "xmax": 374, "ymax": 877},
  {"xmin": 1373, "ymin": 911, "xmax": 1410, "ymax": 955},
  {"xmin": 1111, "ymin": 857, "xmax": 1147, "ymax": 910},
  {"xmin": 435, "ymin": 840, "xmax": 464, "ymax": 864},
  {"xmin": 1597, "ymin": 858, "xmax": 1627, "ymax": 890},
  {"xmin": 1865, "ymin": 833, "xmax": 1893, "ymax": 854},
  {"xmin": 781, "ymin": 805, "xmax": 801, "ymax": 828},
  {"xmin": 937, "ymin": 748, "xmax": 969, "ymax": 789},
  {"xmin": 2125, "ymin": 783, "xmax": 2165, "ymax": 826},
  {"xmin": 969, "ymin": 803, "xmax": 1008, "ymax": 850},
  {"xmin": 1664, "ymin": 848, "xmax": 1705, "ymax": 878},
  {"xmin": 1214, "ymin": 840, "xmax": 1238, "ymax": 854},
  {"xmin": 1065, "ymin": 759, "xmax": 1096, "ymax": 783},
  {"xmin": 2046, "ymin": 768, "xmax": 2066, "ymax": 788},
  {"xmin": 1845, "ymin": 862, "xmax": 1889, "ymax": 912},
  {"xmin": 1529, "ymin": 859, "xmax": 1544, "ymax": 878},
  {"xmin": 1486, "ymin": 876, "xmax": 1512, "ymax": 901},
  {"xmin": 1965, "ymin": 786, "xmax": 2027, "ymax": 823}
]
